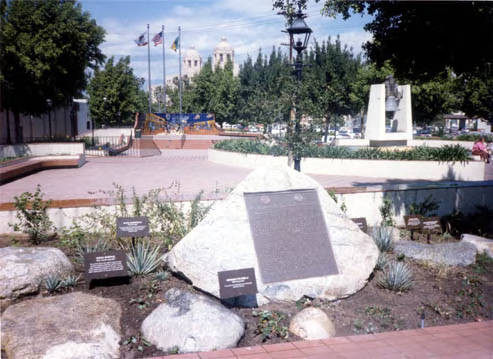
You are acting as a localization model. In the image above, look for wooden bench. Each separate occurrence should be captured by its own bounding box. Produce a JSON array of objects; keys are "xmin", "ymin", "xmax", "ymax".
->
[{"xmin": 0, "ymin": 154, "xmax": 85, "ymax": 184}]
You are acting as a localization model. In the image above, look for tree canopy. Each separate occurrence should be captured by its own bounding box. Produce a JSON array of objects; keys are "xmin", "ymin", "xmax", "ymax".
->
[
  {"xmin": 1, "ymin": 0, "xmax": 105, "ymax": 115},
  {"xmin": 87, "ymin": 56, "xmax": 147, "ymax": 127}
]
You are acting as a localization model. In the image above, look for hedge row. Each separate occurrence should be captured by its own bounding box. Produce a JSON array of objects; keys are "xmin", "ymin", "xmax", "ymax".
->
[{"xmin": 213, "ymin": 140, "xmax": 471, "ymax": 162}]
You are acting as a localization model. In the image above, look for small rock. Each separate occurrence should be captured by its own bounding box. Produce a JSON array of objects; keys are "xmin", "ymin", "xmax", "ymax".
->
[
  {"xmin": 289, "ymin": 307, "xmax": 336, "ymax": 340},
  {"xmin": 394, "ymin": 241, "xmax": 477, "ymax": 266},
  {"xmin": 0, "ymin": 247, "xmax": 74, "ymax": 307},
  {"xmin": 461, "ymin": 234, "xmax": 493, "ymax": 258},
  {"xmin": 1, "ymin": 292, "xmax": 122, "ymax": 359},
  {"xmin": 141, "ymin": 288, "xmax": 244, "ymax": 353}
]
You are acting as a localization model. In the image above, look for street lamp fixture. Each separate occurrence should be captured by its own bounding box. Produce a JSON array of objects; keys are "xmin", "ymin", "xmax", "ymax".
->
[
  {"xmin": 286, "ymin": 6, "xmax": 312, "ymax": 56},
  {"xmin": 285, "ymin": 5, "xmax": 312, "ymax": 171}
]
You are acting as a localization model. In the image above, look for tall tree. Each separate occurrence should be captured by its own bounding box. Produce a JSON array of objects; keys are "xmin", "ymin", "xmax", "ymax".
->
[
  {"xmin": 302, "ymin": 37, "xmax": 362, "ymax": 141},
  {"xmin": 1, "ymin": 0, "xmax": 105, "ymax": 141},
  {"xmin": 274, "ymin": 1, "xmax": 493, "ymax": 123},
  {"xmin": 87, "ymin": 56, "xmax": 146, "ymax": 127}
]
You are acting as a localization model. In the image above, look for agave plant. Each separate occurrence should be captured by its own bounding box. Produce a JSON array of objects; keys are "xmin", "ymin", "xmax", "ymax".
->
[
  {"xmin": 377, "ymin": 261, "xmax": 413, "ymax": 292},
  {"xmin": 44, "ymin": 275, "xmax": 62, "ymax": 293},
  {"xmin": 127, "ymin": 242, "xmax": 162, "ymax": 276},
  {"xmin": 76, "ymin": 237, "xmax": 111, "ymax": 262},
  {"xmin": 371, "ymin": 226, "xmax": 394, "ymax": 252},
  {"xmin": 375, "ymin": 252, "xmax": 389, "ymax": 271},
  {"xmin": 61, "ymin": 274, "xmax": 81, "ymax": 288}
]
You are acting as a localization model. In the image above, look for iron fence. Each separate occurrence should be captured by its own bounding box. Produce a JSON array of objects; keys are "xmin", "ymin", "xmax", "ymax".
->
[{"xmin": 82, "ymin": 135, "xmax": 139, "ymax": 157}]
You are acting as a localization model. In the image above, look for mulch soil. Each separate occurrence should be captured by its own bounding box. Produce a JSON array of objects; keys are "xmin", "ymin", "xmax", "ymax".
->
[{"xmin": 1, "ymin": 229, "xmax": 493, "ymax": 359}]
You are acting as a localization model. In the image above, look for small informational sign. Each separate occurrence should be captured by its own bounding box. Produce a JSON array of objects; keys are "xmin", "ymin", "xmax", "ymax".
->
[
  {"xmin": 218, "ymin": 268, "xmax": 258, "ymax": 299},
  {"xmin": 116, "ymin": 216, "xmax": 149, "ymax": 238},
  {"xmin": 84, "ymin": 250, "xmax": 128, "ymax": 281},
  {"xmin": 421, "ymin": 216, "xmax": 442, "ymax": 233},
  {"xmin": 351, "ymin": 217, "xmax": 368, "ymax": 233},
  {"xmin": 404, "ymin": 215, "xmax": 422, "ymax": 230}
]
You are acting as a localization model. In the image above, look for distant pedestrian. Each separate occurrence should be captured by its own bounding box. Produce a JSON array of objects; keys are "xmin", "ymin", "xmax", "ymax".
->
[{"xmin": 472, "ymin": 137, "xmax": 490, "ymax": 163}]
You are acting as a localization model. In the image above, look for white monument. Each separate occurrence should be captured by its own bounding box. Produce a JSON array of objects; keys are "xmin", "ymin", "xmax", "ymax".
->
[{"xmin": 365, "ymin": 76, "xmax": 413, "ymax": 146}]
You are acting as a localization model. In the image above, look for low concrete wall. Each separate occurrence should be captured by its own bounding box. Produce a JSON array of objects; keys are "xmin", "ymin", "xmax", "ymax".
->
[
  {"xmin": 0, "ymin": 142, "xmax": 85, "ymax": 158},
  {"xmin": 331, "ymin": 182, "xmax": 493, "ymax": 226},
  {"xmin": 1, "ymin": 182, "xmax": 491, "ymax": 233},
  {"xmin": 208, "ymin": 149, "xmax": 485, "ymax": 181}
]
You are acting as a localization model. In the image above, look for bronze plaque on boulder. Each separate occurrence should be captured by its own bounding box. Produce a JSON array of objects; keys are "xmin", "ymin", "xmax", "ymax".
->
[
  {"xmin": 404, "ymin": 215, "xmax": 422, "ymax": 230},
  {"xmin": 84, "ymin": 250, "xmax": 128, "ymax": 281},
  {"xmin": 218, "ymin": 268, "xmax": 258, "ymax": 299},
  {"xmin": 421, "ymin": 216, "xmax": 442, "ymax": 233},
  {"xmin": 351, "ymin": 217, "xmax": 368, "ymax": 233},
  {"xmin": 116, "ymin": 216, "xmax": 149, "ymax": 238},
  {"xmin": 244, "ymin": 188, "xmax": 338, "ymax": 284}
]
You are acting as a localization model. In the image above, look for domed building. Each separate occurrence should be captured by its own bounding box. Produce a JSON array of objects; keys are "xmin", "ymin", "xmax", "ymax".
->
[
  {"xmin": 183, "ymin": 46, "xmax": 202, "ymax": 79},
  {"xmin": 213, "ymin": 37, "xmax": 234, "ymax": 70}
]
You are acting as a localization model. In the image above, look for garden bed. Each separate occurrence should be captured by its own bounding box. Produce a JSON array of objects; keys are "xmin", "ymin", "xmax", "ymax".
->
[{"xmin": 1, "ymin": 229, "xmax": 492, "ymax": 359}]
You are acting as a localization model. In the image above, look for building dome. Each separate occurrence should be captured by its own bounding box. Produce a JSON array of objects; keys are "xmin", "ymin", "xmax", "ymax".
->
[
  {"xmin": 183, "ymin": 45, "xmax": 202, "ymax": 78},
  {"xmin": 184, "ymin": 46, "xmax": 201, "ymax": 60},
  {"xmin": 213, "ymin": 37, "xmax": 235, "ymax": 71},
  {"xmin": 214, "ymin": 37, "xmax": 234, "ymax": 52}
]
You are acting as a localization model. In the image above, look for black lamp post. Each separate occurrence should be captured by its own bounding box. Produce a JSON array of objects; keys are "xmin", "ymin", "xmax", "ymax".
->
[
  {"xmin": 286, "ymin": 5, "xmax": 312, "ymax": 171},
  {"xmin": 46, "ymin": 99, "xmax": 53, "ymax": 139}
]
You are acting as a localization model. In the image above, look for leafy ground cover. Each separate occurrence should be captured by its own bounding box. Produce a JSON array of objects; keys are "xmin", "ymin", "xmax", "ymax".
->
[{"xmin": 214, "ymin": 139, "xmax": 471, "ymax": 162}]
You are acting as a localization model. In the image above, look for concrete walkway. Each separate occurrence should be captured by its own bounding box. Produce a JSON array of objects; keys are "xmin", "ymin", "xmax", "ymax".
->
[
  {"xmin": 1, "ymin": 150, "xmax": 491, "ymax": 203},
  {"xmin": 148, "ymin": 321, "xmax": 493, "ymax": 359}
]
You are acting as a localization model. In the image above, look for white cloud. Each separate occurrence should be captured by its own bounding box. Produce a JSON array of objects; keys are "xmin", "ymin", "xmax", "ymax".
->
[{"xmin": 87, "ymin": 0, "xmax": 371, "ymax": 87}]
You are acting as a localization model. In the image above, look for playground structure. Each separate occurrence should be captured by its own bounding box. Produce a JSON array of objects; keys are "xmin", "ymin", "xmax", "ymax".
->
[{"xmin": 141, "ymin": 113, "xmax": 222, "ymax": 135}]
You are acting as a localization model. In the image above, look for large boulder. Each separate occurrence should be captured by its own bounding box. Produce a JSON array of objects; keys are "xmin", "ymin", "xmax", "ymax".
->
[
  {"xmin": 289, "ymin": 307, "xmax": 336, "ymax": 340},
  {"xmin": 394, "ymin": 241, "xmax": 477, "ymax": 266},
  {"xmin": 141, "ymin": 288, "xmax": 244, "ymax": 353},
  {"xmin": 461, "ymin": 234, "xmax": 493, "ymax": 258},
  {"xmin": 1, "ymin": 292, "xmax": 122, "ymax": 359},
  {"xmin": 166, "ymin": 166, "xmax": 379, "ymax": 304},
  {"xmin": 0, "ymin": 247, "xmax": 74, "ymax": 306}
]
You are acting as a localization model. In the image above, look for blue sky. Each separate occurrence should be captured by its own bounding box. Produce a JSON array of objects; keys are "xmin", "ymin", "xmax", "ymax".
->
[{"xmin": 79, "ymin": 0, "xmax": 373, "ymax": 87}]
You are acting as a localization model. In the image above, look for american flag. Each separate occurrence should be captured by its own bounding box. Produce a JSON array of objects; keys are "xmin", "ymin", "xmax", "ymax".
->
[
  {"xmin": 134, "ymin": 32, "xmax": 148, "ymax": 47},
  {"xmin": 152, "ymin": 31, "xmax": 163, "ymax": 46}
]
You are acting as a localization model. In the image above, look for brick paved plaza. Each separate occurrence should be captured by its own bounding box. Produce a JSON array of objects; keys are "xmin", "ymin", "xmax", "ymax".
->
[{"xmin": 2, "ymin": 150, "xmax": 491, "ymax": 204}]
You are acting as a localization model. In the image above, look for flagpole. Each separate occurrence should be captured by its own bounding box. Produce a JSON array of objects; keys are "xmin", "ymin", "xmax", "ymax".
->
[
  {"xmin": 162, "ymin": 25, "xmax": 166, "ymax": 114},
  {"xmin": 147, "ymin": 24, "xmax": 152, "ymax": 114},
  {"xmin": 178, "ymin": 26, "xmax": 182, "ymax": 128}
]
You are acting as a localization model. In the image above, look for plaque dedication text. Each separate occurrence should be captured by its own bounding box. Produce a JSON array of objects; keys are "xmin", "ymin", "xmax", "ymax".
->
[{"xmin": 244, "ymin": 189, "xmax": 338, "ymax": 284}]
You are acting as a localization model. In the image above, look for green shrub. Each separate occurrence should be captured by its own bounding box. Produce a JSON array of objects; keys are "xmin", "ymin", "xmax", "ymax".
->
[
  {"xmin": 63, "ymin": 184, "xmax": 212, "ymax": 252},
  {"xmin": 9, "ymin": 185, "xmax": 53, "ymax": 245},
  {"xmin": 377, "ymin": 261, "xmax": 413, "ymax": 292},
  {"xmin": 214, "ymin": 140, "xmax": 471, "ymax": 162},
  {"xmin": 408, "ymin": 195, "xmax": 440, "ymax": 216},
  {"xmin": 379, "ymin": 197, "xmax": 394, "ymax": 227},
  {"xmin": 252, "ymin": 310, "xmax": 289, "ymax": 341},
  {"xmin": 446, "ymin": 133, "xmax": 493, "ymax": 142},
  {"xmin": 372, "ymin": 226, "xmax": 394, "ymax": 252},
  {"xmin": 126, "ymin": 242, "xmax": 162, "ymax": 276}
]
